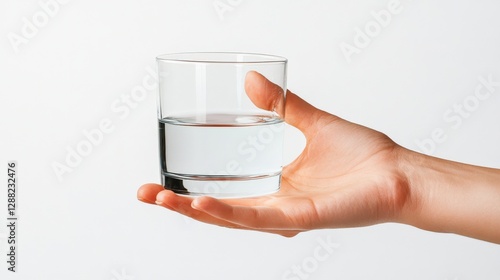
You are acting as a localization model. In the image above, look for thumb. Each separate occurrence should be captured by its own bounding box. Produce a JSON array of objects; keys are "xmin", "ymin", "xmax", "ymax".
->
[{"xmin": 245, "ymin": 71, "xmax": 327, "ymax": 135}]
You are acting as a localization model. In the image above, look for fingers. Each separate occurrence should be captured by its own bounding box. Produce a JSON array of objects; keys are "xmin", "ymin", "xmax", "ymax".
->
[
  {"xmin": 138, "ymin": 184, "xmax": 299, "ymax": 237},
  {"xmin": 137, "ymin": 183, "xmax": 165, "ymax": 204},
  {"xmin": 158, "ymin": 192, "xmax": 299, "ymax": 236},
  {"xmin": 191, "ymin": 196, "xmax": 299, "ymax": 231},
  {"xmin": 155, "ymin": 190, "xmax": 239, "ymax": 227},
  {"xmin": 142, "ymin": 186, "xmax": 250, "ymax": 230},
  {"xmin": 245, "ymin": 71, "xmax": 331, "ymax": 135}
]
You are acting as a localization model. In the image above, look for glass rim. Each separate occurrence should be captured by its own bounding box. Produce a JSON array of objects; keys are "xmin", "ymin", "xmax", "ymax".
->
[{"xmin": 156, "ymin": 52, "xmax": 287, "ymax": 64}]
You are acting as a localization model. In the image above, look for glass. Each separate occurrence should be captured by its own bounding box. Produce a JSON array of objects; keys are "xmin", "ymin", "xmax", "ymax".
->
[{"xmin": 156, "ymin": 52, "xmax": 287, "ymax": 198}]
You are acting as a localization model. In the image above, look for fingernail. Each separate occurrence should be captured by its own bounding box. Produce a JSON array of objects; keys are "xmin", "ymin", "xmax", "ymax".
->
[{"xmin": 191, "ymin": 198, "xmax": 201, "ymax": 209}]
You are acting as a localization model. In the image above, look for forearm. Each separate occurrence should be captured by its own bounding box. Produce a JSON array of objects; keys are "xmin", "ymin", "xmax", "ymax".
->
[{"xmin": 397, "ymin": 148, "xmax": 500, "ymax": 244}]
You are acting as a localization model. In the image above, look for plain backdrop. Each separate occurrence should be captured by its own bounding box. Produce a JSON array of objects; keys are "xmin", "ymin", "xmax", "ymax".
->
[{"xmin": 1, "ymin": 0, "xmax": 500, "ymax": 279}]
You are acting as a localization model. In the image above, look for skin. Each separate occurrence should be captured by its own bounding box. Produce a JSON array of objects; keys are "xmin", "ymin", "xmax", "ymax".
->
[{"xmin": 138, "ymin": 71, "xmax": 500, "ymax": 244}]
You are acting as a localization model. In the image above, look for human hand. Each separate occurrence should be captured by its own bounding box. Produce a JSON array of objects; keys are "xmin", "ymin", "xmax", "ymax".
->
[{"xmin": 137, "ymin": 71, "xmax": 411, "ymax": 237}]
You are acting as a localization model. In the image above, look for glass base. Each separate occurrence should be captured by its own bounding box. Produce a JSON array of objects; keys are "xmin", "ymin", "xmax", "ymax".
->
[{"xmin": 161, "ymin": 171, "xmax": 281, "ymax": 198}]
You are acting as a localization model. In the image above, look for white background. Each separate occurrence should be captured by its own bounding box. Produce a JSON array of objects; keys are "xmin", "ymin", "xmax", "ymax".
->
[{"xmin": 1, "ymin": 0, "xmax": 500, "ymax": 279}]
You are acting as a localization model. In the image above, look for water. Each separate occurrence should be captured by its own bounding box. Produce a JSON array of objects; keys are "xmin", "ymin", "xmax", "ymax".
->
[{"xmin": 158, "ymin": 113, "xmax": 285, "ymax": 197}]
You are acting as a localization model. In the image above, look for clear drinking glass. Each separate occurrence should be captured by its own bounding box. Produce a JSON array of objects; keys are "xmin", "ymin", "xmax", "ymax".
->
[{"xmin": 156, "ymin": 52, "xmax": 287, "ymax": 198}]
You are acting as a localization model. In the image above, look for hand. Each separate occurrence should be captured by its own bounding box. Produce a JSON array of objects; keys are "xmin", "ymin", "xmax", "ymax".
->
[{"xmin": 137, "ymin": 71, "xmax": 410, "ymax": 237}]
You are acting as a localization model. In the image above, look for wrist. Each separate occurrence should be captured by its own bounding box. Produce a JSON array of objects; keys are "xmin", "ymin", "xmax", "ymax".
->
[
  {"xmin": 392, "ymin": 147, "xmax": 500, "ymax": 243},
  {"xmin": 391, "ymin": 147, "xmax": 428, "ymax": 227}
]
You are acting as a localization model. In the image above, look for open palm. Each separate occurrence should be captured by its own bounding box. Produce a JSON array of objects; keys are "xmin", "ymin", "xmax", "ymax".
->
[{"xmin": 138, "ymin": 72, "xmax": 409, "ymax": 237}]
